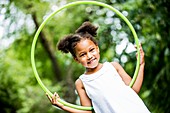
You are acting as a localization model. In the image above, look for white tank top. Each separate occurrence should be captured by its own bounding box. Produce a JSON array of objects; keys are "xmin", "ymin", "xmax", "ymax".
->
[{"xmin": 79, "ymin": 62, "xmax": 150, "ymax": 113}]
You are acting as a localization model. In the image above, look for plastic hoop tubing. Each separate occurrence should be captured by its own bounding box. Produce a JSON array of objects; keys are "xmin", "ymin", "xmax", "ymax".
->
[{"xmin": 31, "ymin": 0, "xmax": 140, "ymax": 111}]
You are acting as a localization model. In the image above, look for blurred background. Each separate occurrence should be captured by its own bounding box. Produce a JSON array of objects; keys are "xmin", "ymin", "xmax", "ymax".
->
[{"xmin": 0, "ymin": 0, "xmax": 169, "ymax": 113}]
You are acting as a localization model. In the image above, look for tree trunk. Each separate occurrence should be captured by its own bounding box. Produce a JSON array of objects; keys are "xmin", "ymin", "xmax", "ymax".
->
[
  {"xmin": 32, "ymin": 13, "xmax": 62, "ymax": 81},
  {"xmin": 64, "ymin": 63, "xmax": 77, "ymax": 103}
]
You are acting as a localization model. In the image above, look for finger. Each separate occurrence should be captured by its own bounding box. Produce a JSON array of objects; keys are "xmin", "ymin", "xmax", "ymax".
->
[
  {"xmin": 136, "ymin": 44, "xmax": 144, "ymax": 53},
  {"xmin": 55, "ymin": 92, "xmax": 60, "ymax": 98},
  {"xmin": 54, "ymin": 92, "xmax": 57, "ymax": 96},
  {"xmin": 139, "ymin": 46, "xmax": 144, "ymax": 53},
  {"xmin": 46, "ymin": 93, "xmax": 52, "ymax": 102},
  {"xmin": 134, "ymin": 43, "xmax": 142, "ymax": 48},
  {"xmin": 52, "ymin": 93, "xmax": 56, "ymax": 102},
  {"xmin": 53, "ymin": 92, "xmax": 59, "ymax": 103}
]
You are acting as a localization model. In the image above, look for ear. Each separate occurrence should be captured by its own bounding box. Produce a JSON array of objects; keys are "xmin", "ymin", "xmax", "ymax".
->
[{"xmin": 74, "ymin": 57, "xmax": 80, "ymax": 63}]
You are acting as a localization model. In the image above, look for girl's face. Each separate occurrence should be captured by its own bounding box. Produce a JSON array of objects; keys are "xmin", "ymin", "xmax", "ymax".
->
[{"xmin": 74, "ymin": 39, "xmax": 100, "ymax": 71}]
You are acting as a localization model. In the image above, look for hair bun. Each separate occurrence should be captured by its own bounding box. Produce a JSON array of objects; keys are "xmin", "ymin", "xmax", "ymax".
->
[
  {"xmin": 57, "ymin": 34, "xmax": 73, "ymax": 53},
  {"xmin": 75, "ymin": 21, "xmax": 98, "ymax": 37}
]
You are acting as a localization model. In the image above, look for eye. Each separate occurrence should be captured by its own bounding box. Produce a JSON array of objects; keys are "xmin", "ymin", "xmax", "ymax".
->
[
  {"xmin": 79, "ymin": 53, "xmax": 85, "ymax": 57},
  {"xmin": 90, "ymin": 48, "xmax": 95, "ymax": 52}
]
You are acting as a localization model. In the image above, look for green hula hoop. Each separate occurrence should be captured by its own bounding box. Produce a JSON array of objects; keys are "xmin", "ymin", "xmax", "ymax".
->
[{"xmin": 31, "ymin": 1, "xmax": 140, "ymax": 111}]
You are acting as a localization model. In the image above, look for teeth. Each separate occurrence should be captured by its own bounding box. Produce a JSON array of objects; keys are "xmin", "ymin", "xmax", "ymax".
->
[{"xmin": 88, "ymin": 59, "xmax": 95, "ymax": 64}]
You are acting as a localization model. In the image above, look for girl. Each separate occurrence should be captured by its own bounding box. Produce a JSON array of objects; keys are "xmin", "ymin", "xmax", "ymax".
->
[{"xmin": 47, "ymin": 22, "xmax": 150, "ymax": 113}]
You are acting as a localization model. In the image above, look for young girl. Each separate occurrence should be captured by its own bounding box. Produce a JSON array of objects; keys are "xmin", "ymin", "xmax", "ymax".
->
[{"xmin": 47, "ymin": 22, "xmax": 150, "ymax": 113}]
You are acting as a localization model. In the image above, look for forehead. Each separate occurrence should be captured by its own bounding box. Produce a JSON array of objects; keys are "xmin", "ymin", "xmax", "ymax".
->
[{"xmin": 75, "ymin": 39, "xmax": 96, "ymax": 52}]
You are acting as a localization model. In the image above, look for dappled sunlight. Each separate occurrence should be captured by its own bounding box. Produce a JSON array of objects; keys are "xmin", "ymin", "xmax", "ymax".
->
[{"xmin": 0, "ymin": 0, "xmax": 169, "ymax": 113}]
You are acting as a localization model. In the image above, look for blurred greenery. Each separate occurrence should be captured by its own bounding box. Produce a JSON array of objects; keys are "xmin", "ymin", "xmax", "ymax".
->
[{"xmin": 0, "ymin": 0, "xmax": 169, "ymax": 113}]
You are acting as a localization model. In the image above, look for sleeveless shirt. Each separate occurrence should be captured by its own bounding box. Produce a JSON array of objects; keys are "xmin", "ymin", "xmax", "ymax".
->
[{"xmin": 79, "ymin": 62, "xmax": 150, "ymax": 113}]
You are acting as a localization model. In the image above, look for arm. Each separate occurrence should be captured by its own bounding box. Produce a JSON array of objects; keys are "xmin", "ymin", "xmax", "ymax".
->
[
  {"xmin": 75, "ymin": 79, "xmax": 93, "ymax": 113},
  {"xmin": 111, "ymin": 44, "xmax": 145, "ymax": 93},
  {"xmin": 46, "ymin": 79, "xmax": 92, "ymax": 113},
  {"xmin": 132, "ymin": 44, "xmax": 145, "ymax": 93}
]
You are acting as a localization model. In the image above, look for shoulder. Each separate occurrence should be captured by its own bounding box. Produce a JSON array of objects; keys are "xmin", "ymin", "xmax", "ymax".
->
[
  {"xmin": 110, "ymin": 61, "xmax": 119, "ymax": 66},
  {"xmin": 75, "ymin": 79, "xmax": 84, "ymax": 89},
  {"xmin": 110, "ymin": 62, "xmax": 132, "ymax": 85},
  {"xmin": 110, "ymin": 61, "xmax": 121, "ymax": 71}
]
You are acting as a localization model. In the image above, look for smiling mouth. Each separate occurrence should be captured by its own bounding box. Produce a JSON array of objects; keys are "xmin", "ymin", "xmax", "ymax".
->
[{"xmin": 87, "ymin": 58, "xmax": 96, "ymax": 64}]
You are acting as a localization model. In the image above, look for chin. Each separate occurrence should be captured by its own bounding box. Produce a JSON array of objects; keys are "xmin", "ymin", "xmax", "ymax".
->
[{"xmin": 89, "ymin": 62, "xmax": 99, "ymax": 69}]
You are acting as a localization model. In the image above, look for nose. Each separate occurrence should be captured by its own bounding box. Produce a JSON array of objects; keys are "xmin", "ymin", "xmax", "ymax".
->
[{"xmin": 87, "ymin": 52, "xmax": 92, "ymax": 60}]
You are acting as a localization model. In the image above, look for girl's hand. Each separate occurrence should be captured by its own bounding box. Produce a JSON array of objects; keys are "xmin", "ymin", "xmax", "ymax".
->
[
  {"xmin": 46, "ymin": 92, "xmax": 92, "ymax": 113},
  {"xmin": 46, "ymin": 92, "xmax": 64, "ymax": 108},
  {"xmin": 135, "ymin": 44, "xmax": 145, "ymax": 65}
]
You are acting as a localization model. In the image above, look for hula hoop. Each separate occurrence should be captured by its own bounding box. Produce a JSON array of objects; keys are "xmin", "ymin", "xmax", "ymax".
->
[{"xmin": 31, "ymin": 1, "xmax": 140, "ymax": 111}]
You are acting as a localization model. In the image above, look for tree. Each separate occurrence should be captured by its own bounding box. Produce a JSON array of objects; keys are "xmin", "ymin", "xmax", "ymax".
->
[
  {"xmin": 0, "ymin": 0, "xmax": 169, "ymax": 113},
  {"xmin": 118, "ymin": 0, "xmax": 170, "ymax": 112}
]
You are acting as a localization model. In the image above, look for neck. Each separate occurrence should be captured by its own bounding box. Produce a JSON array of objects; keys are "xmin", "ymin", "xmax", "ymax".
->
[{"xmin": 85, "ymin": 63, "xmax": 103, "ymax": 75}]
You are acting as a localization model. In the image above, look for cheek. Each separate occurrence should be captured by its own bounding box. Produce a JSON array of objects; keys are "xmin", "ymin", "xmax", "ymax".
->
[
  {"xmin": 77, "ymin": 57, "xmax": 86, "ymax": 63},
  {"xmin": 79, "ymin": 60, "xmax": 88, "ymax": 67},
  {"xmin": 97, "ymin": 53, "xmax": 100, "ymax": 59},
  {"xmin": 95, "ymin": 51, "xmax": 100, "ymax": 60},
  {"xmin": 94, "ymin": 50, "xmax": 100, "ymax": 57}
]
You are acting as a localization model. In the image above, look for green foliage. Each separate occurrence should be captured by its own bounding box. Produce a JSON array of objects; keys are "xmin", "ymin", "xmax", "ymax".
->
[
  {"xmin": 119, "ymin": 0, "xmax": 170, "ymax": 112},
  {"xmin": 0, "ymin": 0, "xmax": 169, "ymax": 113}
]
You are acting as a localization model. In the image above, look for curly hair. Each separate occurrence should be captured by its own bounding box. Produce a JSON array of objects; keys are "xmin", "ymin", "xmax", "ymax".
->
[{"xmin": 57, "ymin": 21, "xmax": 98, "ymax": 58}]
